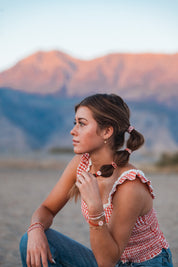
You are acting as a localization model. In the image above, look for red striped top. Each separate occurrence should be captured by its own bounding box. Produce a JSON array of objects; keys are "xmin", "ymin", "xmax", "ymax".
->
[{"xmin": 77, "ymin": 153, "xmax": 169, "ymax": 263}]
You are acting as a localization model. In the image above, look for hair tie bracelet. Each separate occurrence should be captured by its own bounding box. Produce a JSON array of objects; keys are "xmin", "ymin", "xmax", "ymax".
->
[
  {"xmin": 127, "ymin": 125, "xmax": 135, "ymax": 133},
  {"xmin": 125, "ymin": 148, "xmax": 132, "ymax": 154},
  {"xmin": 88, "ymin": 217, "xmax": 106, "ymax": 227},
  {"xmin": 88, "ymin": 211, "xmax": 105, "ymax": 221}
]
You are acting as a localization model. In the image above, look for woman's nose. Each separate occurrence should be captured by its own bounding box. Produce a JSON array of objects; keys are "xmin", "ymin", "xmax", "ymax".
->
[{"xmin": 70, "ymin": 125, "xmax": 77, "ymax": 136}]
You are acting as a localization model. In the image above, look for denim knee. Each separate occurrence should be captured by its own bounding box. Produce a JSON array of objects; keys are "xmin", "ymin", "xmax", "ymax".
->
[{"xmin": 19, "ymin": 232, "xmax": 28, "ymax": 267}]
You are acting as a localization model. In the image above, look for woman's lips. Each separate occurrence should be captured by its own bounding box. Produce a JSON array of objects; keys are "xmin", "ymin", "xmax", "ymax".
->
[{"xmin": 72, "ymin": 140, "xmax": 79, "ymax": 145}]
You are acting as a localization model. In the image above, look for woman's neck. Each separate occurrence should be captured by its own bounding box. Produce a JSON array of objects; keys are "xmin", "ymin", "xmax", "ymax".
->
[{"xmin": 89, "ymin": 148, "xmax": 115, "ymax": 173}]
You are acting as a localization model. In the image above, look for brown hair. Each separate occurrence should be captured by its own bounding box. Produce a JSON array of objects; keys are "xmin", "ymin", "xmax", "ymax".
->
[{"xmin": 70, "ymin": 94, "xmax": 144, "ymax": 201}]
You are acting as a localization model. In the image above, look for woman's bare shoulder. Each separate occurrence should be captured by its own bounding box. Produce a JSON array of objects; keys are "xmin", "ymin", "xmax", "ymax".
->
[{"xmin": 116, "ymin": 163, "xmax": 138, "ymax": 177}]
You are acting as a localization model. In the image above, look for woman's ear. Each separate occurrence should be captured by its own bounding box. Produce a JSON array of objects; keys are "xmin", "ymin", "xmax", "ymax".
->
[{"xmin": 103, "ymin": 126, "xmax": 114, "ymax": 140}]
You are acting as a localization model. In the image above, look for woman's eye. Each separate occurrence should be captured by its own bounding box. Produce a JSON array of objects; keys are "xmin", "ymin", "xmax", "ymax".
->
[
  {"xmin": 73, "ymin": 121, "xmax": 85, "ymax": 126},
  {"xmin": 79, "ymin": 121, "xmax": 85, "ymax": 126}
]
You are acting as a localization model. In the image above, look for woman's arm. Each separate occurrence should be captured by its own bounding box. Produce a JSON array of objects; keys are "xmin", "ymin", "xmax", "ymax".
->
[
  {"xmin": 76, "ymin": 173, "xmax": 152, "ymax": 267},
  {"xmin": 31, "ymin": 154, "xmax": 81, "ymax": 225},
  {"xmin": 27, "ymin": 155, "xmax": 81, "ymax": 267}
]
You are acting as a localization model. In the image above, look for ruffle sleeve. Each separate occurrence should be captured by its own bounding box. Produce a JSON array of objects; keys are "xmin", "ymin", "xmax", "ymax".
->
[{"xmin": 107, "ymin": 169, "xmax": 155, "ymax": 206}]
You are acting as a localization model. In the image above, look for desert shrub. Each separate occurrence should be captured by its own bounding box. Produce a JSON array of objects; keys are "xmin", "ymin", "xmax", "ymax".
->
[{"xmin": 156, "ymin": 152, "xmax": 178, "ymax": 167}]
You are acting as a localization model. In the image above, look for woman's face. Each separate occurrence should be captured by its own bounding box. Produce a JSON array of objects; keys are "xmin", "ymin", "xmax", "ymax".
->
[{"xmin": 70, "ymin": 106, "xmax": 105, "ymax": 154}]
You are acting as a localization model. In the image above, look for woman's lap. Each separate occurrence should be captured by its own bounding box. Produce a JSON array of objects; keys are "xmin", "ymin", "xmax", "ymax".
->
[{"xmin": 20, "ymin": 229, "xmax": 173, "ymax": 267}]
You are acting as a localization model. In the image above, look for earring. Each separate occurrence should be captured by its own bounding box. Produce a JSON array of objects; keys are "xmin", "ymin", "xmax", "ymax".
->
[{"xmin": 104, "ymin": 140, "xmax": 107, "ymax": 144}]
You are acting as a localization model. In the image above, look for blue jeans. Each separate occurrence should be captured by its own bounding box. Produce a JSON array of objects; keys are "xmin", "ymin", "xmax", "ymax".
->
[
  {"xmin": 20, "ymin": 228, "xmax": 173, "ymax": 267},
  {"xmin": 116, "ymin": 248, "xmax": 173, "ymax": 267}
]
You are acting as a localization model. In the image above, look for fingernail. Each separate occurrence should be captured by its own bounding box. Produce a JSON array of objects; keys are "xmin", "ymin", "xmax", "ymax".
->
[{"xmin": 52, "ymin": 258, "xmax": 56, "ymax": 264}]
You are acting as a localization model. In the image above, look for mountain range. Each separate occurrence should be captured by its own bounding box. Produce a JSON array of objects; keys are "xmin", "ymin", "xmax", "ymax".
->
[{"xmin": 0, "ymin": 51, "xmax": 178, "ymax": 158}]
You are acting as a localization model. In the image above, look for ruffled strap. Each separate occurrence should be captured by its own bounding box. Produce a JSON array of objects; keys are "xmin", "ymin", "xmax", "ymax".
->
[
  {"xmin": 77, "ymin": 153, "xmax": 90, "ymax": 176},
  {"xmin": 107, "ymin": 169, "xmax": 155, "ymax": 205}
]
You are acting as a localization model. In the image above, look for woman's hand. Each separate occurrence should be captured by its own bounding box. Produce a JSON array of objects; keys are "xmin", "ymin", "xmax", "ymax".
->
[
  {"xmin": 27, "ymin": 228, "xmax": 54, "ymax": 267},
  {"xmin": 76, "ymin": 172, "xmax": 103, "ymax": 212}
]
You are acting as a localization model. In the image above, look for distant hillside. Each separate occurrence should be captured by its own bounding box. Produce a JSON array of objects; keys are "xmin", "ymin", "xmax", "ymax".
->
[
  {"xmin": 0, "ymin": 88, "xmax": 177, "ymax": 156},
  {"xmin": 0, "ymin": 51, "xmax": 178, "ymax": 108}
]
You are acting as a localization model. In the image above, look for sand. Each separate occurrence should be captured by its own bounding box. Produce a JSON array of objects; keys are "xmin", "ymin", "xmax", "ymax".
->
[{"xmin": 0, "ymin": 166, "xmax": 178, "ymax": 266}]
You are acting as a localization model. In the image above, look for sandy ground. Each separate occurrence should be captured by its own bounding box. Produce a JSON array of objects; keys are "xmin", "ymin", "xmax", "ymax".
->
[{"xmin": 0, "ymin": 166, "xmax": 178, "ymax": 267}]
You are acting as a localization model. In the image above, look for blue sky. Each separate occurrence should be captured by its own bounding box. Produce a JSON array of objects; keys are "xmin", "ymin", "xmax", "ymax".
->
[{"xmin": 0, "ymin": 0, "xmax": 178, "ymax": 71}]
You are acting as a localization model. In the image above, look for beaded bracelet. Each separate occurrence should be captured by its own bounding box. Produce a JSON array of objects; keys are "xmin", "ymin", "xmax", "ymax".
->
[
  {"xmin": 29, "ymin": 222, "xmax": 44, "ymax": 228},
  {"xmin": 27, "ymin": 222, "xmax": 45, "ymax": 233},
  {"xmin": 27, "ymin": 225, "xmax": 44, "ymax": 233}
]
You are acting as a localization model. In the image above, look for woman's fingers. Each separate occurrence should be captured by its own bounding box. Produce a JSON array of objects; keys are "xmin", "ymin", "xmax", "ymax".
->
[
  {"xmin": 34, "ymin": 252, "xmax": 42, "ymax": 267},
  {"xmin": 77, "ymin": 172, "xmax": 95, "ymax": 183},
  {"xmin": 77, "ymin": 175, "xmax": 85, "ymax": 184},
  {"xmin": 76, "ymin": 172, "xmax": 98, "ymax": 189},
  {"xmin": 26, "ymin": 251, "xmax": 31, "ymax": 267},
  {"xmin": 41, "ymin": 250, "xmax": 48, "ymax": 267},
  {"xmin": 47, "ymin": 246, "xmax": 55, "ymax": 264},
  {"xmin": 29, "ymin": 253, "xmax": 35, "ymax": 267},
  {"xmin": 26, "ymin": 246, "xmax": 50, "ymax": 267},
  {"xmin": 26, "ymin": 252, "xmax": 41, "ymax": 267},
  {"xmin": 76, "ymin": 173, "xmax": 89, "ymax": 188},
  {"xmin": 26, "ymin": 251, "xmax": 49, "ymax": 267}
]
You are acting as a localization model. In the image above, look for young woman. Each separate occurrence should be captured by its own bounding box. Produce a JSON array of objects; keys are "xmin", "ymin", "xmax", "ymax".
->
[{"xmin": 20, "ymin": 94, "xmax": 173, "ymax": 267}]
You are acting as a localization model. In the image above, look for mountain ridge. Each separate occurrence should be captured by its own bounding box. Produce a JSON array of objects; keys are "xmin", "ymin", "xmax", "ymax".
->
[{"xmin": 0, "ymin": 51, "xmax": 178, "ymax": 107}]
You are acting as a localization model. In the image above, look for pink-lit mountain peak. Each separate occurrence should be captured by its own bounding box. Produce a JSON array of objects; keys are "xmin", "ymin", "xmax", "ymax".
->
[
  {"xmin": 0, "ymin": 50, "xmax": 177, "ymax": 98},
  {"xmin": 16, "ymin": 50, "xmax": 78, "ymax": 71}
]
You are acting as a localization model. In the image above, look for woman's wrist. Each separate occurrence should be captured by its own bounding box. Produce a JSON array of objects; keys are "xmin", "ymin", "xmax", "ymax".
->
[
  {"xmin": 87, "ymin": 202, "xmax": 103, "ymax": 215},
  {"xmin": 27, "ymin": 222, "xmax": 45, "ymax": 234},
  {"xmin": 88, "ymin": 211, "xmax": 105, "ymax": 220},
  {"xmin": 88, "ymin": 209, "xmax": 106, "ymax": 229},
  {"xmin": 88, "ymin": 216, "xmax": 106, "ymax": 227}
]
